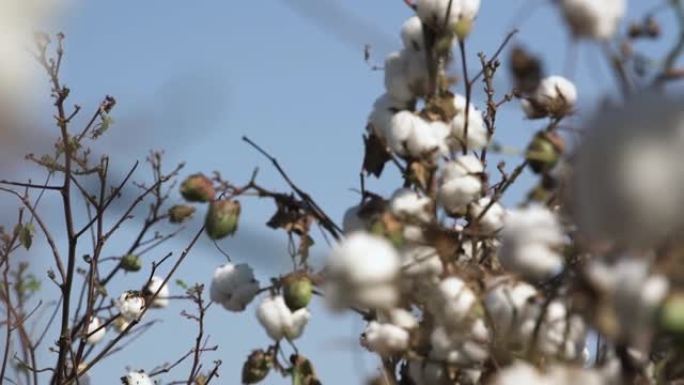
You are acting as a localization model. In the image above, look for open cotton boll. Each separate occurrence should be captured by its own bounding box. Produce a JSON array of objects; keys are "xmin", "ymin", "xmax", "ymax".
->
[
  {"xmin": 438, "ymin": 172, "xmax": 483, "ymax": 215},
  {"xmin": 450, "ymin": 94, "xmax": 488, "ymax": 150},
  {"xmin": 363, "ymin": 321, "xmax": 411, "ymax": 355},
  {"xmin": 430, "ymin": 320, "xmax": 490, "ymax": 365},
  {"xmin": 210, "ymin": 263, "xmax": 260, "ymax": 312},
  {"xmin": 560, "ymin": 0, "xmax": 625, "ymax": 40},
  {"xmin": 500, "ymin": 205, "xmax": 565, "ymax": 280},
  {"xmin": 401, "ymin": 245, "xmax": 443, "ymax": 278},
  {"xmin": 144, "ymin": 276, "xmax": 169, "ymax": 308},
  {"xmin": 485, "ymin": 278, "xmax": 538, "ymax": 337},
  {"xmin": 85, "ymin": 317, "xmax": 106, "ymax": 344},
  {"xmin": 429, "ymin": 277, "xmax": 478, "ymax": 327},
  {"xmin": 342, "ymin": 204, "xmax": 366, "ymax": 233},
  {"xmin": 416, "ymin": 0, "xmax": 481, "ymax": 31},
  {"xmin": 256, "ymin": 296, "xmax": 310, "ymax": 341},
  {"xmin": 442, "ymin": 155, "xmax": 484, "ymax": 181},
  {"xmin": 470, "ymin": 197, "xmax": 506, "ymax": 234},
  {"xmin": 368, "ymin": 94, "xmax": 399, "ymax": 140},
  {"xmin": 325, "ymin": 232, "xmax": 401, "ymax": 309},
  {"xmin": 121, "ymin": 371, "xmax": 155, "ymax": 385},
  {"xmin": 573, "ymin": 96, "xmax": 684, "ymax": 247},
  {"xmin": 405, "ymin": 120, "xmax": 450, "ymax": 159},
  {"xmin": 401, "ymin": 16, "xmax": 425, "ymax": 51},
  {"xmin": 116, "ymin": 291, "xmax": 145, "ymax": 321},
  {"xmin": 526, "ymin": 76, "xmax": 577, "ymax": 118},
  {"xmin": 390, "ymin": 188, "xmax": 433, "ymax": 223},
  {"xmin": 387, "ymin": 110, "xmax": 424, "ymax": 156}
]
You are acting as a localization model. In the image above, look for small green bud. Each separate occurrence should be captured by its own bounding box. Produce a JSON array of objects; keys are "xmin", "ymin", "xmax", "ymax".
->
[
  {"xmin": 283, "ymin": 273, "xmax": 313, "ymax": 311},
  {"xmin": 661, "ymin": 294, "xmax": 684, "ymax": 335},
  {"xmin": 120, "ymin": 254, "xmax": 142, "ymax": 272},
  {"xmin": 453, "ymin": 18, "xmax": 473, "ymax": 41},
  {"xmin": 241, "ymin": 349, "xmax": 273, "ymax": 384},
  {"xmin": 180, "ymin": 173, "xmax": 215, "ymax": 202},
  {"xmin": 205, "ymin": 200, "xmax": 240, "ymax": 240},
  {"xmin": 168, "ymin": 204, "xmax": 196, "ymax": 223},
  {"xmin": 525, "ymin": 131, "xmax": 564, "ymax": 174}
]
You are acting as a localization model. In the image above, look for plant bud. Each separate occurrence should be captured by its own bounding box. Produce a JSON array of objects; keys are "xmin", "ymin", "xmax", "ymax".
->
[
  {"xmin": 120, "ymin": 254, "xmax": 142, "ymax": 272},
  {"xmin": 453, "ymin": 18, "xmax": 473, "ymax": 41},
  {"xmin": 241, "ymin": 349, "xmax": 273, "ymax": 384},
  {"xmin": 168, "ymin": 204, "xmax": 196, "ymax": 223},
  {"xmin": 180, "ymin": 173, "xmax": 215, "ymax": 202},
  {"xmin": 525, "ymin": 131, "xmax": 564, "ymax": 174},
  {"xmin": 205, "ymin": 200, "xmax": 241, "ymax": 240},
  {"xmin": 282, "ymin": 273, "xmax": 313, "ymax": 311},
  {"xmin": 661, "ymin": 293, "xmax": 684, "ymax": 336}
]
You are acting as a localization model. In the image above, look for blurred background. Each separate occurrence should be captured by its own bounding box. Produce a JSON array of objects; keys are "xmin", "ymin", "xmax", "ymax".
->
[{"xmin": 0, "ymin": 0, "xmax": 679, "ymax": 383}]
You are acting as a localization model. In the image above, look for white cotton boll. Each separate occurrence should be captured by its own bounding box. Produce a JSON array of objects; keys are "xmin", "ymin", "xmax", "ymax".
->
[
  {"xmin": 641, "ymin": 276, "xmax": 669, "ymax": 307},
  {"xmin": 416, "ymin": 0, "xmax": 481, "ymax": 30},
  {"xmin": 401, "ymin": 16, "xmax": 425, "ymax": 51},
  {"xmin": 368, "ymin": 94, "xmax": 400, "ymax": 140},
  {"xmin": 390, "ymin": 188, "xmax": 433, "ymax": 223},
  {"xmin": 403, "ymin": 224, "xmax": 426, "ymax": 243},
  {"xmin": 363, "ymin": 321, "xmax": 411, "ymax": 355},
  {"xmin": 431, "ymin": 277, "xmax": 477, "ymax": 326},
  {"xmin": 430, "ymin": 321, "xmax": 490, "ymax": 365},
  {"xmin": 485, "ymin": 278, "xmax": 538, "ymax": 336},
  {"xmin": 122, "ymin": 371, "xmax": 155, "ymax": 385},
  {"xmin": 531, "ymin": 76, "xmax": 577, "ymax": 117},
  {"xmin": 500, "ymin": 205, "xmax": 565, "ymax": 280},
  {"xmin": 406, "ymin": 120, "xmax": 450, "ymax": 159},
  {"xmin": 85, "ymin": 317, "xmax": 106, "ymax": 345},
  {"xmin": 385, "ymin": 51, "xmax": 415, "ymax": 103},
  {"xmin": 386, "ymin": 308, "xmax": 418, "ymax": 330},
  {"xmin": 402, "ymin": 246, "xmax": 443, "ymax": 278},
  {"xmin": 470, "ymin": 197, "xmax": 506, "ymax": 234},
  {"xmin": 560, "ymin": 0, "xmax": 625, "ymax": 40},
  {"xmin": 442, "ymin": 155, "xmax": 485, "ymax": 181},
  {"xmin": 117, "ymin": 291, "xmax": 145, "ymax": 321},
  {"xmin": 325, "ymin": 232, "xmax": 401, "ymax": 309},
  {"xmin": 145, "ymin": 276, "xmax": 169, "ymax": 308},
  {"xmin": 438, "ymin": 176, "xmax": 482, "ymax": 215},
  {"xmin": 256, "ymin": 296, "xmax": 310, "ymax": 341},
  {"xmin": 387, "ymin": 110, "xmax": 422, "ymax": 155},
  {"xmin": 210, "ymin": 263, "xmax": 260, "ymax": 312},
  {"xmin": 573, "ymin": 96, "xmax": 684, "ymax": 247},
  {"xmin": 450, "ymin": 94, "xmax": 489, "ymax": 151}
]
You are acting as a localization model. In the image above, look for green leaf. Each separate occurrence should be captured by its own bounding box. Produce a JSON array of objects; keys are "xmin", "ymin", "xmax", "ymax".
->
[{"xmin": 175, "ymin": 279, "xmax": 188, "ymax": 290}]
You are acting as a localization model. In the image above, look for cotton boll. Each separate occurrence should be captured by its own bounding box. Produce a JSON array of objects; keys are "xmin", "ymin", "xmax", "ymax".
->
[
  {"xmin": 500, "ymin": 205, "xmax": 564, "ymax": 280},
  {"xmin": 121, "ymin": 371, "xmax": 155, "ymax": 385},
  {"xmin": 406, "ymin": 120, "xmax": 450, "ymax": 159},
  {"xmin": 470, "ymin": 197, "xmax": 506, "ymax": 234},
  {"xmin": 450, "ymin": 94, "xmax": 489, "ymax": 151},
  {"xmin": 325, "ymin": 232, "xmax": 401, "ymax": 309},
  {"xmin": 390, "ymin": 188, "xmax": 433, "ymax": 223},
  {"xmin": 210, "ymin": 263, "xmax": 260, "ymax": 312},
  {"xmin": 401, "ymin": 245, "xmax": 443, "ymax": 278},
  {"xmin": 560, "ymin": 0, "xmax": 625, "ymax": 40},
  {"xmin": 442, "ymin": 155, "xmax": 485, "ymax": 181},
  {"xmin": 529, "ymin": 76, "xmax": 577, "ymax": 118},
  {"xmin": 117, "ymin": 291, "xmax": 145, "ymax": 321},
  {"xmin": 429, "ymin": 277, "xmax": 478, "ymax": 328},
  {"xmin": 438, "ymin": 176, "xmax": 482, "ymax": 215},
  {"xmin": 572, "ymin": 96, "xmax": 684, "ymax": 247},
  {"xmin": 368, "ymin": 94, "xmax": 399, "ymax": 140},
  {"xmin": 85, "ymin": 317, "xmax": 106, "ymax": 345},
  {"xmin": 430, "ymin": 320, "xmax": 490, "ymax": 365},
  {"xmin": 256, "ymin": 296, "xmax": 310, "ymax": 341},
  {"xmin": 416, "ymin": 0, "xmax": 481, "ymax": 32},
  {"xmin": 387, "ymin": 111, "xmax": 423, "ymax": 156},
  {"xmin": 383, "ymin": 308, "xmax": 419, "ymax": 330},
  {"xmin": 485, "ymin": 278, "xmax": 538, "ymax": 337},
  {"xmin": 144, "ymin": 276, "xmax": 169, "ymax": 308},
  {"xmin": 401, "ymin": 16, "xmax": 425, "ymax": 51},
  {"xmin": 363, "ymin": 321, "xmax": 411, "ymax": 355},
  {"xmin": 342, "ymin": 204, "xmax": 366, "ymax": 233}
]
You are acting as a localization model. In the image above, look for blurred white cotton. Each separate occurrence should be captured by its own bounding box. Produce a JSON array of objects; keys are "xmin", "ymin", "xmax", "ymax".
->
[
  {"xmin": 0, "ymin": 0, "xmax": 67, "ymax": 144},
  {"xmin": 572, "ymin": 96, "xmax": 684, "ymax": 247}
]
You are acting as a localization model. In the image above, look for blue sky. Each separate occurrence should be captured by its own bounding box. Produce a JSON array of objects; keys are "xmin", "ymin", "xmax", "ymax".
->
[{"xmin": 2, "ymin": 0, "xmax": 681, "ymax": 384}]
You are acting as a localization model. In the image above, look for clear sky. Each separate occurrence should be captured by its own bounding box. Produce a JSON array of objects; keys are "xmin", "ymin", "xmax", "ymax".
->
[{"xmin": 1, "ymin": 0, "xmax": 680, "ymax": 384}]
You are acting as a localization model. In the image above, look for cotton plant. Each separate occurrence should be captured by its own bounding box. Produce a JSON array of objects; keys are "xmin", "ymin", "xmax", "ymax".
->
[{"xmin": 5, "ymin": 1, "xmax": 684, "ymax": 385}]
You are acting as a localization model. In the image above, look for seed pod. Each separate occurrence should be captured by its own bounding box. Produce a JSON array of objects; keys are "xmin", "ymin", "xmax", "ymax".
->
[
  {"xmin": 168, "ymin": 204, "xmax": 196, "ymax": 223},
  {"xmin": 525, "ymin": 131, "xmax": 564, "ymax": 174},
  {"xmin": 205, "ymin": 200, "xmax": 241, "ymax": 239},
  {"xmin": 241, "ymin": 349, "xmax": 273, "ymax": 384},
  {"xmin": 120, "ymin": 254, "xmax": 142, "ymax": 272},
  {"xmin": 180, "ymin": 173, "xmax": 215, "ymax": 202},
  {"xmin": 283, "ymin": 273, "xmax": 313, "ymax": 311}
]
